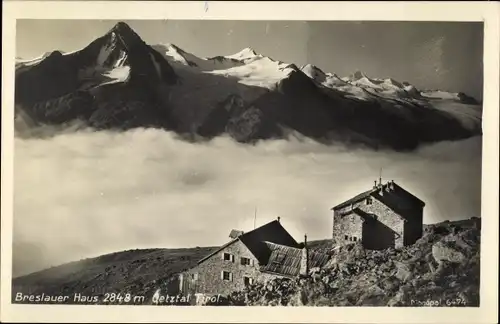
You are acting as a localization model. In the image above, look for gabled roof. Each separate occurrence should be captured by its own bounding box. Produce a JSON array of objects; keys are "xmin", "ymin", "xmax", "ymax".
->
[
  {"xmin": 332, "ymin": 181, "xmax": 425, "ymax": 211},
  {"xmin": 332, "ymin": 188, "xmax": 376, "ymax": 210},
  {"xmin": 259, "ymin": 242, "xmax": 330, "ymax": 277},
  {"xmin": 196, "ymin": 220, "xmax": 331, "ymax": 277},
  {"xmin": 239, "ymin": 220, "xmax": 300, "ymax": 264},
  {"xmin": 197, "ymin": 219, "xmax": 300, "ymax": 265},
  {"xmin": 197, "ymin": 238, "xmax": 240, "ymax": 264}
]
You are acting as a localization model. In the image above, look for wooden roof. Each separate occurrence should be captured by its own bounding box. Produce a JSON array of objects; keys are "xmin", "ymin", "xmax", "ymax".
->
[
  {"xmin": 196, "ymin": 220, "xmax": 330, "ymax": 277},
  {"xmin": 239, "ymin": 220, "xmax": 300, "ymax": 265},
  {"xmin": 259, "ymin": 242, "xmax": 330, "ymax": 277}
]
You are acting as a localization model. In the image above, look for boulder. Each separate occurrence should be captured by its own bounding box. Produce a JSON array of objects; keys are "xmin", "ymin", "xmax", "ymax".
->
[
  {"xmin": 387, "ymin": 291, "xmax": 405, "ymax": 306},
  {"xmin": 432, "ymin": 241, "xmax": 466, "ymax": 264},
  {"xmin": 394, "ymin": 261, "xmax": 413, "ymax": 282},
  {"xmin": 380, "ymin": 277, "xmax": 400, "ymax": 292},
  {"xmin": 352, "ymin": 244, "xmax": 366, "ymax": 258},
  {"xmin": 328, "ymin": 281, "xmax": 339, "ymax": 290}
]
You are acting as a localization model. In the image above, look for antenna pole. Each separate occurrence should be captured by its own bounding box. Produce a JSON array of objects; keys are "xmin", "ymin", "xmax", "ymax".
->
[
  {"xmin": 254, "ymin": 207, "xmax": 257, "ymax": 229},
  {"xmin": 379, "ymin": 167, "xmax": 383, "ymax": 185}
]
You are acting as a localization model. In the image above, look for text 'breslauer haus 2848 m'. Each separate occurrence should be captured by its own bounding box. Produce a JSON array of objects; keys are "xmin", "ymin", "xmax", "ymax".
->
[{"xmin": 178, "ymin": 179, "xmax": 424, "ymax": 297}]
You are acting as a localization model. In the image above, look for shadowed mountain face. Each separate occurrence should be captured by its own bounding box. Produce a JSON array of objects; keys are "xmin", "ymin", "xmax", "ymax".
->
[
  {"xmin": 15, "ymin": 22, "xmax": 483, "ymax": 151},
  {"xmin": 15, "ymin": 22, "xmax": 178, "ymax": 131}
]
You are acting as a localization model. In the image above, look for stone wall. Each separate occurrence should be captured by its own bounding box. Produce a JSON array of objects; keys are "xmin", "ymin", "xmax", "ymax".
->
[
  {"xmin": 359, "ymin": 196, "xmax": 405, "ymax": 248},
  {"xmin": 182, "ymin": 240, "xmax": 263, "ymax": 296},
  {"xmin": 332, "ymin": 209, "xmax": 363, "ymax": 247},
  {"xmin": 332, "ymin": 193, "xmax": 407, "ymax": 249}
]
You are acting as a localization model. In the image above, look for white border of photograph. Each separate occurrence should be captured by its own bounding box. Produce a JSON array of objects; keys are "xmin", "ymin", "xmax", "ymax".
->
[{"xmin": 1, "ymin": 1, "xmax": 499, "ymax": 323}]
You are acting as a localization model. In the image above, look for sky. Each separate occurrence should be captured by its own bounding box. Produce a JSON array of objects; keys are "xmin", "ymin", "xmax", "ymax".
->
[{"xmin": 16, "ymin": 20, "xmax": 484, "ymax": 100}]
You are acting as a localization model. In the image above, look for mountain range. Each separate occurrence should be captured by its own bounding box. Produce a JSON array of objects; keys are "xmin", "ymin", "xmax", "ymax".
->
[{"xmin": 14, "ymin": 22, "xmax": 482, "ymax": 151}]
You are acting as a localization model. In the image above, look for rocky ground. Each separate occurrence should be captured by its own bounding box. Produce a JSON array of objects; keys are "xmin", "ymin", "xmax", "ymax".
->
[
  {"xmin": 12, "ymin": 218, "xmax": 480, "ymax": 307},
  {"xmin": 11, "ymin": 247, "xmax": 217, "ymax": 304},
  {"xmin": 226, "ymin": 218, "xmax": 481, "ymax": 307}
]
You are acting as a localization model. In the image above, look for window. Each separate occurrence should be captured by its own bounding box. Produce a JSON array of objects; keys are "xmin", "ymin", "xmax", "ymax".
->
[
  {"xmin": 221, "ymin": 271, "xmax": 232, "ymax": 281},
  {"xmin": 353, "ymin": 237, "xmax": 357, "ymax": 242},
  {"xmin": 241, "ymin": 257, "xmax": 251, "ymax": 266},
  {"xmin": 344, "ymin": 235, "xmax": 349, "ymax": 240},
  {"xmin": 223, "ymin": 253, "xmax": 234, "ymax": 262},
  {"xmin": 366, "ymin": 197, "xmax": 372, "ymax": 205},
  {"xmin": 243, "ymin": 276, "xmax": 254, "ymax": 286},
  {"xmin": 191, "ymin": 273, "xmax": 199, "ymax": 280}
]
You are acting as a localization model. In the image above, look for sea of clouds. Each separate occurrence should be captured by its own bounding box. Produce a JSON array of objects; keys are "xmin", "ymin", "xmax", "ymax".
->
[{"xmin": 12, "ymin": 127, "xmax": 482, "ymax": 277}]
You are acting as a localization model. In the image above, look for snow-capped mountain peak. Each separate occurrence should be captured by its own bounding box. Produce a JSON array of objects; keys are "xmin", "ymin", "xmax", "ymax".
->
[
  {"xmin": 153, "ymin": 44, "xmax": 299, "ymax": 89},
  {"xmin": 160, "ymin": 43, "xmax": 198, "ymax": 67},
  {"xmin": 206, "ymin": 54, "xmax": 299, "ymax": 89},
  {"xmin": 225, "ymin": 47, "xmax": 262, "ymax": 61},
  {"xmin": 14, "ymin": 21, "xmax": 481, "ymax": 152},
  {"xmin": 349, "ymin": 70, "xmax": 369, "ymax": 81},
  {"xmin": 300, "ymin": 64, "xmax": 327, "ymax": 80},
  {"xmin": 106, "ymin": 22, "xmax": 144, "ymax": 49}
]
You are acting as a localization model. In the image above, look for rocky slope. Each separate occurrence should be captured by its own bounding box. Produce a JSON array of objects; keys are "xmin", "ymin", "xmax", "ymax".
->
[
  {"xmin": 11, "ymin": 247, "xmax": 217, "ymax": 304},
  {"xmin": 227, "ymin": 218, "xmax": 481, "ymax": 307},
  {"xmin": 12, "ymin": 218, "xmax": 480, "ymax": 307},
  {"xmin": 15, "ymin": 22, "xmax": 482, "ymax": 151}
]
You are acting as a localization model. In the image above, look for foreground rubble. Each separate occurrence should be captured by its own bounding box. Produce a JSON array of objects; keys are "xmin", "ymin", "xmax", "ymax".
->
[{"xmin": 227, "ymin": 218, "xmax": 480, "ymax": 306}]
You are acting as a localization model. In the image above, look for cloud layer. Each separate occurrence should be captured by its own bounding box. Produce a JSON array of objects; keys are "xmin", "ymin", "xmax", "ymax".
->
[{"xmin": 13, "ymin": 128, "xmax": 482, "ymax": 277}]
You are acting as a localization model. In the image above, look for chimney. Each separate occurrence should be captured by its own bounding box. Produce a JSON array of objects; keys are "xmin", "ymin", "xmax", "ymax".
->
[
  {"xmin": 300, "ymin": 234, "xmax": 309, "ymax": 276},
  {"xmin": 389, "ymin": 180, "xmax": 395, "ymax": 190},
  {"xmin": 277, "ymin": 216, "xmax": 281, "ymax": 223},
  {"xmin": 373, "ymin": 180, "xmax": 377, "ymax": 189}
]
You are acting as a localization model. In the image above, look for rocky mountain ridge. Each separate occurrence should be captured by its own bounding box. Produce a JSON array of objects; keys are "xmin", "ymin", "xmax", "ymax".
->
[{"xmin": 15, "ymin": 22, "xmax": 482, "ymax": 151}]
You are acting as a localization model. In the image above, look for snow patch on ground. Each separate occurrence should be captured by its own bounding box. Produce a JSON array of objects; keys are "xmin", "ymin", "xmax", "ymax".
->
[
  {"xmin": 114, "ymin": 51, "xmax": 128, "ymax": 68},
  {"xmin": 225, "ymin": 47, "xmax": 261, "ymax": 61},
  {"xmin": 101, "ymin": 66, "xmax": 131, "ymax": 85},
  {"xmin": 421, "ymin": 91, "xmax": 461, "ymax": 100},
  {"xmin": 163, "ymin": 44, "xmax": 191, "ymax": 66},
  {"xmin": 207, "ymin": 56, "xmax": 296, "ymax": 89},
  {"xmin": 16, "ymin": 56, "xmax": 45, "ymax": 67},
  {"xmin": 155, "ymin": 44, "xmax": 244, "ymax": 72}
]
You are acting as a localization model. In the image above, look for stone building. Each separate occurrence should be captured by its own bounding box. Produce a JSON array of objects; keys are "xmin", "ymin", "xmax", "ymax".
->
[
  {"xmin": 178, "ymin": 218, "xmax": 330, "ymax": 297},
  {"xmin": 332, "ymin": 179, "xmax": 425, "ymax": 250}
]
